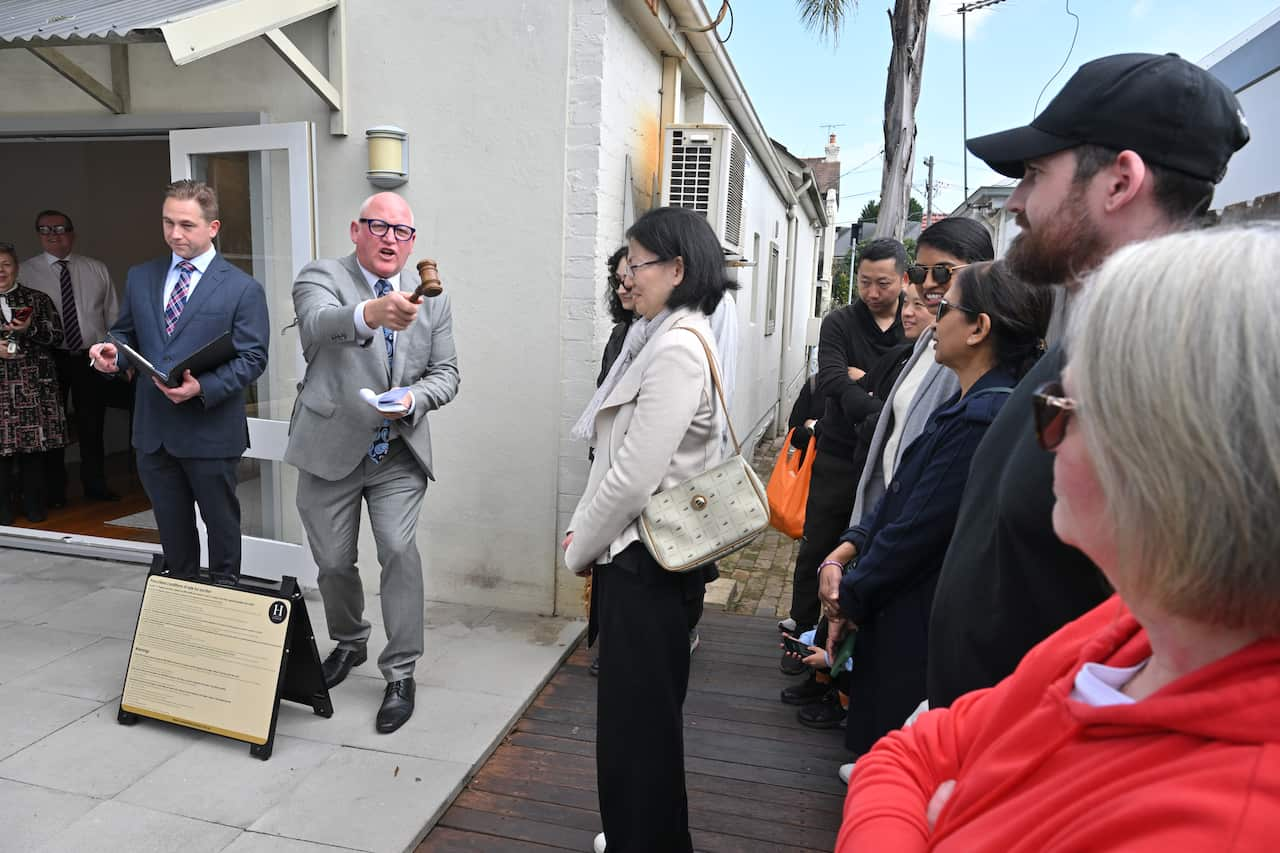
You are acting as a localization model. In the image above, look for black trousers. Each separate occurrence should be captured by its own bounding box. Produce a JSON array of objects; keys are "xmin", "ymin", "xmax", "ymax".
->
[
  {"xmin": 789, "ymin": 449, "xmax": 862, "ymax": 632},
  {"xmin": 136, "ymin": 448, "xmax": 241, "ymax": 578},
  {"xmin": 46, "ymin": 350, "xmax": 112, "ymax": 497},
  {"xmin": 0, "ymin": 453, "xmax": 47, "ymax": 519},
  {"xmin": 594, "ymin": 543, "xmax": 697, "ymax": 853}
]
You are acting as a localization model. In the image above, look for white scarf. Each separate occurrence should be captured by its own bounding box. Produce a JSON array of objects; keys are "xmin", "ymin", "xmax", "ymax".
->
[{"xmin": 571, "ymin": 308, "xmax": 672, "ymax": 441}]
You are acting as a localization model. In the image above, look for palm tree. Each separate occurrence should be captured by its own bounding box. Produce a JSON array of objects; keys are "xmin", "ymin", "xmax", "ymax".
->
[{"xmin": 797, "ymin": 0, "xmax": 932, "ymax": 242}]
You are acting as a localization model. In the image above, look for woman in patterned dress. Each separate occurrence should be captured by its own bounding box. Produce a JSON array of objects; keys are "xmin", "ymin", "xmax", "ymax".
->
[{"xmin": 0, "ymin": 243, "xmax": 67, "ymax": 523}]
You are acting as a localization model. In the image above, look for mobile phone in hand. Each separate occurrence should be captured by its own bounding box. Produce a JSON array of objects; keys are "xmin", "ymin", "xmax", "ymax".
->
[{"xmin": 781, "ymin": 634, "xmax": 811, "ymax": 657}]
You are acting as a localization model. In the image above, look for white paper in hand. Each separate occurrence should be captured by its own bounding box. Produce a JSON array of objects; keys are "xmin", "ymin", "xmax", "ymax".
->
[{"xmin": 359, "ymin": 387, "xmax": 410, "ymax": 414}]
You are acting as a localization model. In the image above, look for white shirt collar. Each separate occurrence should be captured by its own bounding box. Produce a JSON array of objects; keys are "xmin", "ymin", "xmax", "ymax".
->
[
  {"xmin": 356, "ymin": 261, "xmax": 400, "ymax": 293},
  {"xmin": 44, "ymin": 251, "xmax": 72, "ymax": 266},
  {"xmin": 172, "ymin": 245, "xmax": 217, "ymax": 274}
]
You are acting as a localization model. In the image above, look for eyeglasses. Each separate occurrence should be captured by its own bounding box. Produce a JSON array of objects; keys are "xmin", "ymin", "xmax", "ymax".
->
[
  {"xmin": 37, "ymin": 225, "xmax": 72, "ymax": 236},
  {"xmin": 936, "ymin": 298, "xmax": 980, "ymax": 323},
  {"xmin": 1031, "ymin": 381, "xmax": 1078, "ymax": 451},
  {"xmin": 359, "ymin": 218, "xmax": 416, "ymax": 242},
  {"xmin": 907, "ymin": 263, "xmax": 968, "ymax": 286},
  {"xmin": 626, "ymin": 257, "xmax": 670, "ymax": 278}
]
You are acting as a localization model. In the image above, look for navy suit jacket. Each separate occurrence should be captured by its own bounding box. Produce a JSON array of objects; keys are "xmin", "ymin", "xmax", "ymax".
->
[{"xmin": 110, "ymin": 252, "xmax": 269, "ymax": 458}]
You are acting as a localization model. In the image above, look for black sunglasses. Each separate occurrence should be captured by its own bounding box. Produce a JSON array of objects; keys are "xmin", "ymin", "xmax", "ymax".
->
[
  {"xmin": 1032, "ymin": 381, "xmax": 1078, "ymax": 451},
  {"xmin": 936, "ymin": 298, "xmax": 980, "ymax": 323},
  {"xmin": 907, "ymin": 262, "xmax": 968, "ymax": 286}
]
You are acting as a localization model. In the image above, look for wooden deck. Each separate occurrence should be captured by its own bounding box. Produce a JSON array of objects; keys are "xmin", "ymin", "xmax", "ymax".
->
[{"xmin": 417, "ymin": 609, "xmax": 847, "ymax": 852}]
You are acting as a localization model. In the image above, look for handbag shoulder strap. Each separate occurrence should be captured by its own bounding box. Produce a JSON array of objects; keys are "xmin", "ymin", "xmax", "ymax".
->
[{"xmin": 673, "ymin": 325, "xmax": 742, "ymax": 456}]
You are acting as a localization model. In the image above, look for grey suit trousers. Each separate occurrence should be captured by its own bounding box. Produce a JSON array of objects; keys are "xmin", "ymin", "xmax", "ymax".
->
[{"xmin": 297, "ymin": 440, "xmax": 428, "ymax": 681}]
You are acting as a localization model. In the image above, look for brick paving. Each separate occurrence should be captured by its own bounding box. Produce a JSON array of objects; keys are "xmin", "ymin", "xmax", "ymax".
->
[{"xmin": 721, "ymin": 435, "xmax": 802, "ymax": 619}]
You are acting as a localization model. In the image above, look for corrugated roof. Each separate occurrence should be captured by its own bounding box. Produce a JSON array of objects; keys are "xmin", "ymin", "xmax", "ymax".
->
[{"xmin": 0, "ymin": 0, "xmax": 228, "ymax": 43}]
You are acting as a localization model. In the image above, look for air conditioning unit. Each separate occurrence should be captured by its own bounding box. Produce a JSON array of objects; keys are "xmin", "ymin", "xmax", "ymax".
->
[{"xmin": 661, "ymin": 124, "xmax": 746, "ymax": 255}]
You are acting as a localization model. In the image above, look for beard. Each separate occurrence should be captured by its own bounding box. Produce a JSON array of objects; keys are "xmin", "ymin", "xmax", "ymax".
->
[{"xmin": 1005, "ymin": 185, "xmax": 1109, "ymax": 287}]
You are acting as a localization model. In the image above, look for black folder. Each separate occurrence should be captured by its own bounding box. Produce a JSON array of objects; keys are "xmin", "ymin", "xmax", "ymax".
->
[{"xmin": 108, "ymin": 331, "xmax": 236, "ymax": 388}]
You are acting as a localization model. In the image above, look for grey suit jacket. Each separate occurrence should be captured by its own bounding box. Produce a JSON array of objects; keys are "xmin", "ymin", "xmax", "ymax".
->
[
  {"xmin": 284, "ymin": 254, "xmax": 460, "ymax": 481},
  {"xmin": 849, "ymin": 327, "xmax": 959, "ymax": 526}
]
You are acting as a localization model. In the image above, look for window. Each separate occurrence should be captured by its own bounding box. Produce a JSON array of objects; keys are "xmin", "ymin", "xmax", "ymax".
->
[
  {"xmin": 749, "ymin": 233, "xmax": 760, "ymax": 323},
  {"xmin": 765, "ymin": 242, "xmax": 779, "ymax": 336}
]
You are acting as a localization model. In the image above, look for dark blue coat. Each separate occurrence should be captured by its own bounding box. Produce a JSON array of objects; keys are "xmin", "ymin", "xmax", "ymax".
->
[
  {"xmin": 836, "ymin": 367, "xmax": 1016, "ymax": 756},
  {"xmin": 110, "ymin": 253, "xmax": 269, "ymax": 458}
]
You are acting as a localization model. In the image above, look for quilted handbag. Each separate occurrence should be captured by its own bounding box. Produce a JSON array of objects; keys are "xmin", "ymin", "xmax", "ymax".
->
[{"xmin": 637, "ymin": 327, "xmax": 769, "ymax": 573}]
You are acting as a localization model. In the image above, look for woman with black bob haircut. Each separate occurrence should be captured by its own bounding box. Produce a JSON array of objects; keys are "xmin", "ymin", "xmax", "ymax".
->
[
  {"xmin": 819, "ymin": 260, "xmax": 1052, "ymax": 762},
  {"xmin": 565, "ymin": 205, "xmax": 737, "ymax": 853}
]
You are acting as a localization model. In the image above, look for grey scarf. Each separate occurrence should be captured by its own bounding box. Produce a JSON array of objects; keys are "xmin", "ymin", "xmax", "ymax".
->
[{"xmin": 571, "ymin": 308, "xmax": 672, "ymax": 442}]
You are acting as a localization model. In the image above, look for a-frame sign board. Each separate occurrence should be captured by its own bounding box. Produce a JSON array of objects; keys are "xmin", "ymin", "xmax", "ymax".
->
[{"xmin": 117, "ymin": 555, "xmax": 332, "ymax": 759}]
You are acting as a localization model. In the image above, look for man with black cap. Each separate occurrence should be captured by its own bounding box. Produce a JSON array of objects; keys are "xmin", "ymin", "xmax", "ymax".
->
[{"xmin": 819, "ymin": 52, "xmax": 1249, "ymax": 722}]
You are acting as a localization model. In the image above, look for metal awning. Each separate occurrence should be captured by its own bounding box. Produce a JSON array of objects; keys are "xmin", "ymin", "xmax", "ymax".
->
[{"xmin": 1, "ymin": 0, "xmax": 347, "ymax": 133}]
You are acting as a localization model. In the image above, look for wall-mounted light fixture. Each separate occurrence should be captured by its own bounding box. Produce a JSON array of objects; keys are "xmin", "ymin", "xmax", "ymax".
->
[{"xmin": 366, "ymin": 125, "xmax": 408, "ymax": 188}]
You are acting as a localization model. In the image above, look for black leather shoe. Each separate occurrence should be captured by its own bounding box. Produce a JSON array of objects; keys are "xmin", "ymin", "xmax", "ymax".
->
[
  {"xmin": 798, "ymin": 691, "xmax": 846, "ymax": 729},
  {"xmin": 321, "ymin": 646, "xmax": 367, "ymax": 689},
  {"xmin": 781, "ymin": 674, "xmax": 829, "ymax": 706},
  {"xmin": 588, "ymin": 656, "xmax": 600, "ymax": 677},
  {"xmin": 376, "ymin": 677, "xmax": 415, "ymax": 733},
  {"xmin": 210, "ymin": 573, "xmax": 240, "ymax": 587},
  {"xmin": 84, "ymin": 488, "xmax": 121, "ymax": 502}
]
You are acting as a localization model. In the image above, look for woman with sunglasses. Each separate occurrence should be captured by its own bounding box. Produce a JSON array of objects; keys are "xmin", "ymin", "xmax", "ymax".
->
[
  {"xmin": 818, "ymin": 260, "xmax": 1052, "ymax": 762},
  {"xmin": 838, "ymin": 226, "xmax": 1280, "ymax": 852},
  {"xmin": 0, "ymin": 244, "xmax": 68, "ymax": 524},
  {"xmin": 565, "ymin": 206, "xmax": 738, "ymax": 853},
  {"xmin": 843, "ymin": 217, "xmax": 996, "ymax": 556}
]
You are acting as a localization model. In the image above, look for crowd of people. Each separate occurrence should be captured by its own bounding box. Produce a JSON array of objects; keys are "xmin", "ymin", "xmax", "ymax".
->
[
  {"xmin": 4, "ymin": 46, "xmax": 1276, "ymax": 853},
  {"xmin": 0, "ymin": 211, "xmax": 125, "ymax": 524},
  {"xmin": 565, "ymin": 52, "xmax": 1278, "ymax": 853}
]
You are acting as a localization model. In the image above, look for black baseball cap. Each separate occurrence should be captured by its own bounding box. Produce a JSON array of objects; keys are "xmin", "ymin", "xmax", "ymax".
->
[{"xmin": 967, "ymin": 53, "xmax": 1249, "ymax": 183}]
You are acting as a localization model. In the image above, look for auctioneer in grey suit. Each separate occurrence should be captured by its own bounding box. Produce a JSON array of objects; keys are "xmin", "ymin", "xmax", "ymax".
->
[{"xmin": 285, "ymin": 252, "xmax": 459, "ymax": 685}]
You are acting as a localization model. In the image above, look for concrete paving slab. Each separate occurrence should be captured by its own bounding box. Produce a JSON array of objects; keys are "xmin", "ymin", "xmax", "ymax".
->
[
  {"xmin": 24, "ymin": 586, "xmax": 142, "ymax": 639},
  {"xmin": 0, "ymin": 777, "xmax": 99, "ymax": 852},
  {"xmin": 221, "ymin": 833, "xmax": 366, "ymax": 852},
  {"xmin": 0, "ymin": 702, "xmax": 199, "ymax": 797},
  {"xmin": 35, "ymin": 799, "xmax": 240, "ymax": 853},
  {"xmin": 249, "ymin": 747, "xmax": 470, "ymax": 853},
  {"xmin": 0, "ymin": 684, "xmax": 99, "ymax": 761},
  {"xmin": 9, "ymin": 637, "xmax": 132, "ymax": 702},
  {"xmin": 276, "ymin": 678, "xmax": 525, "ymax": 765},
  {"xmin": 0, "ymin": 577, "xmax": 101, "ymax": 622},
  {"xmin": 0, "ymin": 551, "xmax": 586, "ymax": 852},
  {"xmin": 0, "ymin": 623, "xmax": 101, "ymax": 685},
  {"xmin": 417, "ymin": 614, "xmax": 582, "ymax": 699},
  {"xmin": 118, "ymin": 735, "xmax": 338, "ymax": 828}
]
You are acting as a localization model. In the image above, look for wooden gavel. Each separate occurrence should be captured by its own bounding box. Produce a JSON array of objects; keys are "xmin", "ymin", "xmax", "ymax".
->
[{"xmin": 411, "ymin": 259, "xmax": 444, "ymax": 302}]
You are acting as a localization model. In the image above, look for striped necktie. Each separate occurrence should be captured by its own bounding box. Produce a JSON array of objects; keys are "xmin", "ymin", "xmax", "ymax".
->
[
  {"xmin": 368, "ymin": 278, "xmax": 395, "ymax": 464},
  {"xmin": 165, "ymin": 261, "xmax": 196, "ymax": 336},
  {"xmin": 56, "ymin": 260, "xmax": 84, "ymax": 350}
]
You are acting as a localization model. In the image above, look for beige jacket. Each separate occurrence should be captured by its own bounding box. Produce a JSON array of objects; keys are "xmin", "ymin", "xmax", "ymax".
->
[{"xmin": 565, "ymin": 307, "xmax": 725, "ymax": 573}]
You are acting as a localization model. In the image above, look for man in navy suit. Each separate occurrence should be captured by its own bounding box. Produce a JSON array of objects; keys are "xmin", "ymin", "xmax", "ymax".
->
[{"xmin": 89, "ymin": 180, "xmax": 269, "ymax": 582}]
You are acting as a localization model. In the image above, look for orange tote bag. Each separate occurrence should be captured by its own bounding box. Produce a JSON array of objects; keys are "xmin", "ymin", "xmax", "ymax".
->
[{"xmin": 766, "ymin": 429, "xmax": 815, "ymax": 539}]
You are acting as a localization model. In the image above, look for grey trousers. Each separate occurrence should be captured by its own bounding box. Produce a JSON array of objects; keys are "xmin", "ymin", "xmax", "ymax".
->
[{"xmin": 296, "ymin": 440, "xmax": 428, "ymax": 681}]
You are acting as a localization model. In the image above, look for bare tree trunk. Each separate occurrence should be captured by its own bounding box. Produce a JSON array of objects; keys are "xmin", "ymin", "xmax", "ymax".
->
[{"xmin": 875, "ymin": 0, "xmax": 931, "ymax": 241}]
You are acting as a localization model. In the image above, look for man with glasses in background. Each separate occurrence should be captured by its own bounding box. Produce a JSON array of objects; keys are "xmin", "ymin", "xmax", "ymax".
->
[
  {"xmin": 286, "ymin": 192, "xmax": 459, "ymax": 734},
  {"xmin": 22, "ymin": 210, "xmax": 120, "ymax": 506}
]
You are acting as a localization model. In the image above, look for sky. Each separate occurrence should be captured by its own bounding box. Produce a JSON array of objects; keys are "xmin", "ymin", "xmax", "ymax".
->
[{"xmin": 721, "ymin": 0, "xmax": 1278, "ymax": 223}]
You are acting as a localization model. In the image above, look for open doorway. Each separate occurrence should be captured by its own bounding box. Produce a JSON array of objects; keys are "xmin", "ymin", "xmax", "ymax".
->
[{"xmin": 1, "ymin": 137, "xmax": 170, "ymax": 543}]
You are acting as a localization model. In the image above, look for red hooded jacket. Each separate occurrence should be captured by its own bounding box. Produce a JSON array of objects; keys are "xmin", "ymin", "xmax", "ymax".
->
[{"xmin": 839, "ymin": 596, "xmax": 1280, "ymax": 852}]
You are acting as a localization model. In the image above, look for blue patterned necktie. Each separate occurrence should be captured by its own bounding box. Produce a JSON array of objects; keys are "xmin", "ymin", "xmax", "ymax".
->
[
  {"xmin": 367, "ymin": 278, "xmax": 395, "ymax": 464},
  {"xmin": 165, "ymin": 261, "xmax": 196, "ymax": 336}
]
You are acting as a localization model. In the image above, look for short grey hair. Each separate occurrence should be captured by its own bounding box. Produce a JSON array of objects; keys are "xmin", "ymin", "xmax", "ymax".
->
[{"xmin": 1066, "ymin": 224, "xmax": 1280, "ymax": 633}]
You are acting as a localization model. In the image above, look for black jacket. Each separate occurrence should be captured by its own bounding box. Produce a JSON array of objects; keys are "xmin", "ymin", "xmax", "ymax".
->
[
  {"xmin": 926, "ymin": 346, "xmax": 1112, "ymax": 709},
  {"xmin": 814, "ymin": 300, "xmax": 904, "ymax": 459}
]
